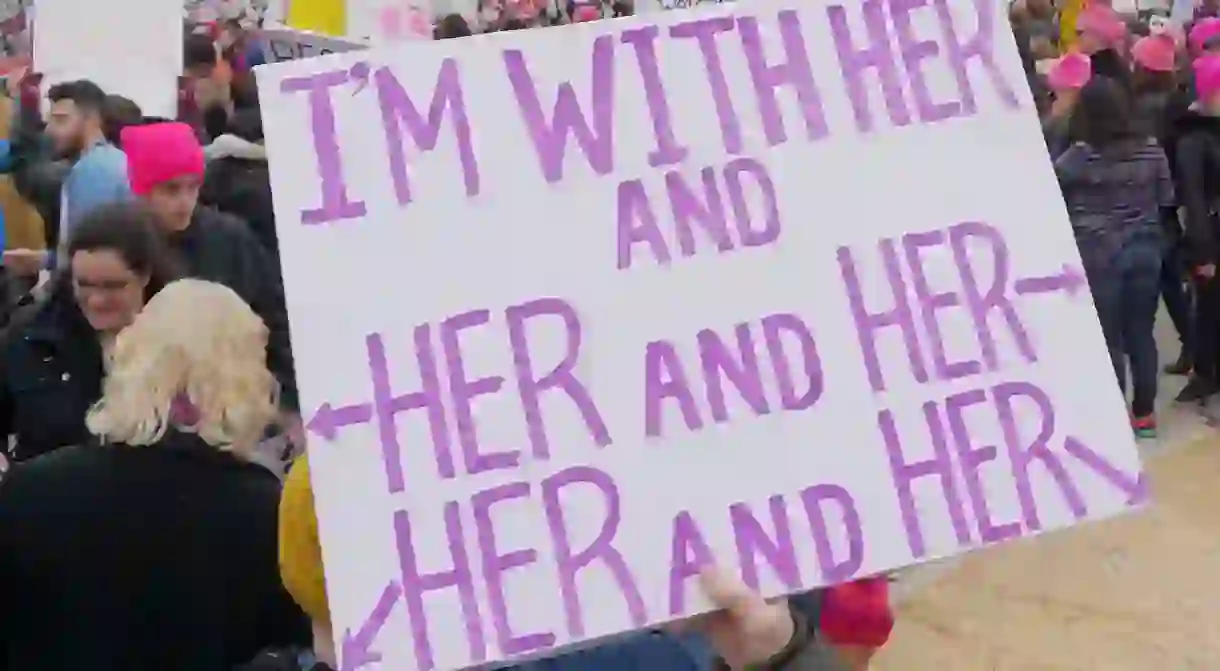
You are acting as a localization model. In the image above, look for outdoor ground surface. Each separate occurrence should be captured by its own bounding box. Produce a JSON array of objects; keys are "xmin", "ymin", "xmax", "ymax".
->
[{"xmin": 875, "ymin": 315, "xmax": 1220, "ymax": 669}]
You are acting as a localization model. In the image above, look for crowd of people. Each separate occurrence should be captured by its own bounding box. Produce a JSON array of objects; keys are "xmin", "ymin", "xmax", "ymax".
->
[
  {"xmin": 1017, "ymin": 0, "xmax": 1220, "ymax": 436},
  {"xmin": 0, "ymin": 14, "xmax": 895, "ymax": 671}
]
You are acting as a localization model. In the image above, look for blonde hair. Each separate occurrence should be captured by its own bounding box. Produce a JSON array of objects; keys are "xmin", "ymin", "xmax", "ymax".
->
[{"xmin": 86, "ymin": 279, "xmax": 279, "ymax": 456}]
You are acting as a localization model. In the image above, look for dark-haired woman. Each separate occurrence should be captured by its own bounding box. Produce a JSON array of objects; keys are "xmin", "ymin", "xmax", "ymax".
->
[
  {"xmin": 1055, "ymin": 76, "xmax": 1175, "ymax": 438},
  {"xmin": 0, "ymin": 201, "xmax": 179, "ymax": 462}
]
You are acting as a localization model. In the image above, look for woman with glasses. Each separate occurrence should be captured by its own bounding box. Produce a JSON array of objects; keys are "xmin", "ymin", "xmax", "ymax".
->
[{"xmin": 0, "ymin": 201, "xmax": 179, "ymax": 462}]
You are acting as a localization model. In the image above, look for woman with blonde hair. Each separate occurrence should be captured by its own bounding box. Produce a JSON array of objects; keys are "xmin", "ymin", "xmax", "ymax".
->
[{"xmin": 0, "ymin": 279, "xmax": 309, "ymax": 670}]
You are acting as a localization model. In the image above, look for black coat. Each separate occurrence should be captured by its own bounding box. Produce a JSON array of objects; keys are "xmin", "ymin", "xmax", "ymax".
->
[
  {"xmin": 1172, "ymin": 110, "xmax": 1220, "ymax": 266},
  {"xmin": 0, "ymin": 282, "xmax": 103, "ymax": 462},
  {"xmin": 199, "ymin": 138, "xmax": 278, "ymax": 261},
  {"xmin": 0, "ymin": 432, "xmax": 311, "ymax": 669},
  {"xmin": 173, "ymin": 207, "xmax": 297, "ymax": 408}
]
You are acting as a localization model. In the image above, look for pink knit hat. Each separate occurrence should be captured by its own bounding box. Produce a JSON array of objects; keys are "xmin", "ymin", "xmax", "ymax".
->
[
  {"xmin": 571, "ymin": 3, "xmax": 599, "ymax": 21},
  {"xmin": 1190, "ymin": 17, "xmax": 1220, "ymax": 54},
  {"xmin": 1076, "ymin": 5, "xmax": 1126, "ymax": 49},
  {"xmin": 1195, "ymin": 54, "xmax": 1220, "ymax": 101},
  {"xmin": 1047, "ymin": 52, "xmax": 1092, "ymax": 92},
  {"xmin": 1132, "ymin": 34, "xmax": 1177, "ymax": 72},
  {"xmin": 121, "ymin": 122, "xmax": 206, "ymax": 197}
]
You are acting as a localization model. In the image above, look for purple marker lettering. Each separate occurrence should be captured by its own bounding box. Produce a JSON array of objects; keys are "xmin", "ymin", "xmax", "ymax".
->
[
  {"xmin": 761, "ymin": 313, "xmax": 823, "ymax": 411},
  {"xmin": 644, "ymin": 339, "xmax": 704, "ymax": 438},
  {"xmin": 506, "ymin": 298, "xmax": 611, "ymax": 461},
  {"xmin": 724, "ymin": 157, "xmax": 781, "ymax": 247},
  {"xmin": 280, "ymin": 69, "xmax": 367, "ymax": 224},
  {"xmin": 799, "ymin": 484, "xmax": 864, "ymax": 583},
  {"xmin": 837, "ymin": 241, "xmax": 929, "ymax": 393},
  {"xmin": 697, "ymin": 322, "xmax": 771, "ymax": 423},
  {"xmin": 667, "ymin": 510, "xmax": 713, "ymax": 616},
  {"xmin": 826, "ymin": 0, "xmax": 911, "ymax": 133},
  {"xmin": 669, "ymin": 17, "xmax": 742, "ymax": 154},
  {"xmin": 888, "ymin": 0, "xmax": 962, "ymax": 122},
  {"xmin": 902, "ymin": 229, "xmax": 981, "ymax": 381},
  {"xmin": 947, "ymin": 221, "xmax": 1037, "ymax": 368},
  {"xmin": 729, "ymin": 495, "xmax": 801, "ymax": 591},
  {"xmin": 503, "ymin": 37, "xmax": 615, "ymax": 183},
  {"xmin": 440, "ymin": 309, "xmax": 519, "ymax": 475},
  {"xmin": 471, "ymin": 482, "xmax": 556, "ymax": 655},
  {"xmin": 367, "ymin": 329, "xmax": 451, "ymax": 494},
  {"xmin": 666, "ymin": 166, "xmax": 734, "ymax": 258},
  {"xmin": 374, "ymin": 61, "xmax": 480, "ymax": 207},
  {"xmin": 621, "ymin": 26, "xmax": 689, "ymax": 168},
  {"xmin": 394, "ymin": 503, "xmax": 485, "ymax": 670},
  {"xmin": 943, "ymin": 389, "xmax": 1022, "ymax": 543},
  {"xmin": 933, "ymin": 0, "xmax": 1019, "ymax": 113},
  {"xmin": 993, "ymin": 381, "xmax": 1087, "ymax": 529},
  {"xmin": 542, "ymin": 466, "xmax": 646, "ymax": 637},
  {"xmin": 737, "ymin": 12, "xmax": 828, "ymax": 146},
  {"xmin": 877, "ymin": 403, "xmax": 972, "ymax": 558},
  {"xmin": 617, "ymin": 178, "xmax": 671, "ymax": 270}
]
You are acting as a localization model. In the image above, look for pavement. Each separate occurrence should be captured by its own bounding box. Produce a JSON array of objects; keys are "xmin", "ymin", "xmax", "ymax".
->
[{"xmin": 874, "ymin": 315, "xmax": 1220, "ymax": 669}]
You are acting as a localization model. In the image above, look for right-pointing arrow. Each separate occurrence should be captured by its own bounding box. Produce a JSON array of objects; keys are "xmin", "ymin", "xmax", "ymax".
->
[{"xmin": 306, "ymin": 401, "xmax": 373, "ymax": 441}]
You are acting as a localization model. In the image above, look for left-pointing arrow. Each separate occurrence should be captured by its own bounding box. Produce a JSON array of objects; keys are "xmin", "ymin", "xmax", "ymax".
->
[
  {"xmin": 341, "ymin": 581, "xmax": 403, "ymax": 671},
  {"xmin": 306, "ymin": 402, "xmax": 373, "ymax": 441}
]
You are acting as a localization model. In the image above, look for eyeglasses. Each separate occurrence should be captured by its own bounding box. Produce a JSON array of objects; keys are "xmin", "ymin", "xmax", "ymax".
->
[{"xmin": 72, "ymin": 277, "xmax": 135, "ymax": 295}]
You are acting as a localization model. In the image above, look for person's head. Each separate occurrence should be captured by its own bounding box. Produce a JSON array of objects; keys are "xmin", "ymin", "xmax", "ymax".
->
[
  {"xmin": 1026, "ymin": 0, "xmax": 1054, "ymax": 19},
  {"xmin": 1190, "ymin": 16, "xmax": 1220, "ymax": 55},
  {"xmin": 1194, "ymin": 53, "xmax": 1220, "ymax": 112},
  {"xmin": 1067, "ymin": 75, "xmax": 1137, "ymax": 148},
  {"xmin": 1047, "ymin": 52, "xmax": 1092, "ymax": 107},
  {"xmin": 433, "ymin": 13, "xmax": 472, "ymax": 39},
  {"xmin": 121, "ymin": 122, "xmax": 206, "ymax": 232},
  {"xmin": 85, "ymin": 278, "xmax": 277, "ymax": 453},
  {"xmin": 101, "ymin": 95, "xmax": 143, "ymax": 147},
  {"xmin": 67, "ymin": 201, "xmax": 181, "ymax": 334},
  {"xmin": 184, "ymin": 32, "xmax": 219, "ymax": 79},
  {"xmin": 217, "ymin": 18, "xmax": 246, "ymax": 51},
  {"xmin": 1076, "ymin": 5, "xmax": 1126, "ymax": 55},
  {"xmin": 45, "ymin": 79, "xmax": 107, "ymax": 159},
  {"xmin": 1132, "ymin": 34, "xmax": 1178, "ymax": 92}
]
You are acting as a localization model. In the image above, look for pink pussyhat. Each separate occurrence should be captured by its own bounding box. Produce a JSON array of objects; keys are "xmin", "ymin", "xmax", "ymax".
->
[
  {"xmin": 571, "ymin": 4, "xmax": 600, "ymax": 22},
  {"xmin": 1076, "ymin": 4, "xmax": 1127, "ymax": 49},
  {"xmin": 1047, "ymin": 52, "xmax": 1093, "ymax": 92},
  {"xmin": 1132, "ymin": 34, "xmax": 1177, "ymax": 72},
  {"xmin": 1195, "ymin": 54, "xmax": 1220, "ymax": 101},
  {"xmin": 1190, "ymin": 17, "xmax": 1220, "ymax": 54}
]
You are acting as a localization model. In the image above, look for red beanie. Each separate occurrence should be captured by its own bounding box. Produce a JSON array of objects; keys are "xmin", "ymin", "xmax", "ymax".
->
[
  {"xmin": 818, "ymin": 577, "xmax": 894, "ymax": 648},
  {"xmin": 121, "ymin": 122, "xmax": 206, "ymax": 196}
]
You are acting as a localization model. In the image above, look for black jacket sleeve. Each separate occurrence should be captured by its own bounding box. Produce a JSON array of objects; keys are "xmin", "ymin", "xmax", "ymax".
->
[
  {"xmin": 1175, "ymin": 133, "xmax": 1217, "ymax": 267},
  {"xmin": 238, "ymin": 237, "xmax": 298, "ymax": 412}
]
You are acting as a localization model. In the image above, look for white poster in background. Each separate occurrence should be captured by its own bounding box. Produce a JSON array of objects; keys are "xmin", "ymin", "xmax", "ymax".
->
[
  {"xmin": 258, "ymin": 0, "xmax": 1148, "ymax": 667},
  {"xmin": 1171, "ymin": 0, "xmax": 1196, "ymax": 24},
  {"xmin": 35, "ymin": 0, "xmax": 182, "ymax": 118},
  {"xmin": 347, "ymin": 0, "xmax": 435, "ymax": 44},
  {"xmin": 262, "ymin": 27, "xmax": 367, "ymax": 62},
  {"xmin": 636, "ymin": 0, "xmax": 733, "ymax": 13}
]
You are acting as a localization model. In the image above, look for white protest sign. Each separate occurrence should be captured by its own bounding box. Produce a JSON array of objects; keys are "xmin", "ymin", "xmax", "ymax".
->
[
  {"xmin": 35, "ymin": 0, "xmax": 182, "ymax": 118},
  {"xmin": 261, "ymin": 27, "xmax": 367, "ymax": 62},
  {"xmin": 348, "ymin": 0, "xmax": 435, "ymax": 44},
  {"xmin": 258, "ymin": 0, "xmax": 1147, "ymax": 666},
  {"xmin": 637, "ymin": 0, "xmax": 733, "ymax": 13}
]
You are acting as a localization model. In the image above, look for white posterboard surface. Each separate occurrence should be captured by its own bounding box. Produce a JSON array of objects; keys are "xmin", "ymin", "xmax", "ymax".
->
[
  {"xmin": 257, "ymin": 0, "xmax": 1148, "ymax": 666},
  {"xmin": 34, "ymin": 0, "xmax": 182, "ymax": 118}
]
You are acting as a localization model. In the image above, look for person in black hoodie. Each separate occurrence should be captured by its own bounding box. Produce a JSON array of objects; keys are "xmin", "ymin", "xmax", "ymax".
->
[
  {"xmin": 120, "ymin": 120, "xmax": 298, "ymax": 412},
  {"xmin": 1171, "ymin": 54, "xmax": 1220, "ymax": 403},
  {"xmin": 201, "ymin": 106, "xmax": 277, "ymax": 263}
]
